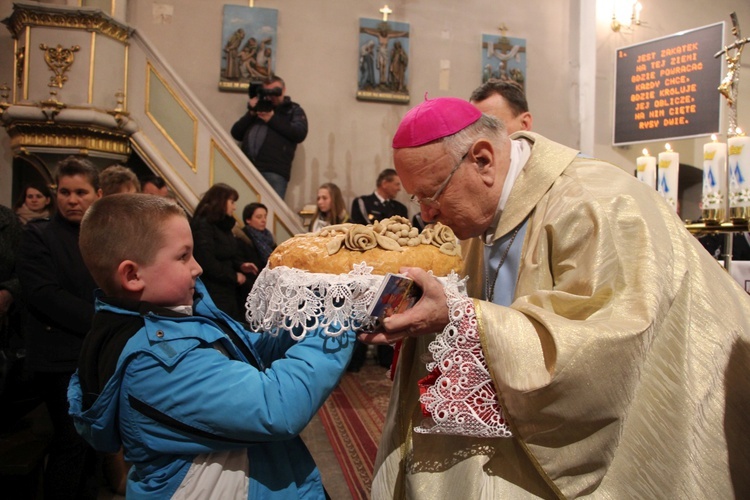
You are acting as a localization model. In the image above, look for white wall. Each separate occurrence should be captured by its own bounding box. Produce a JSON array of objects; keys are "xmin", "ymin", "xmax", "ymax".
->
[
  {"xmin": 1, "ymin": 0, "xmax": 748, "ymax": 222},
  {"xmin": 122, "ymin": 0, "xmax": 576, "ymax": 216}
]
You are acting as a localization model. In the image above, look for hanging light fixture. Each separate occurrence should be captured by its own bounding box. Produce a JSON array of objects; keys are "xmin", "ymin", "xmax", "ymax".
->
[{"xmin": 611, "ymin": 0, "xmax": 643, "ymax": 32}]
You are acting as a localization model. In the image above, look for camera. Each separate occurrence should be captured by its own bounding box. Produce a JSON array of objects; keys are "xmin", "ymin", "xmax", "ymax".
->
[{"xmin": 248, "ymin": 82, "xmax": 282, "ymax": 113}]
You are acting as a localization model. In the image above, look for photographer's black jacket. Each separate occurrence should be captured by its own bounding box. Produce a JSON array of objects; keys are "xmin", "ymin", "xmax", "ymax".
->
[{"xmin": 231, "ymin": 96, "xmax": 308, "ymax": 181}]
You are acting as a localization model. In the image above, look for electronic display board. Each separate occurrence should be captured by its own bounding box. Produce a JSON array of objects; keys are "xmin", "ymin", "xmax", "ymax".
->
[{"xmin": 613, "ymin": 23, "xmax": 724, "ymax": 145}]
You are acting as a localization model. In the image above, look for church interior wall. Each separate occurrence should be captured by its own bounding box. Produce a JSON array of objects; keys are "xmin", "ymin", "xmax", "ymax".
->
[
  {"xmin": 122, "ymin": 0, "xmax": 578, "ymax": 218},
  {"xmin": 1, "ymin": 0, "xmax": 748, "ymax": 224}
]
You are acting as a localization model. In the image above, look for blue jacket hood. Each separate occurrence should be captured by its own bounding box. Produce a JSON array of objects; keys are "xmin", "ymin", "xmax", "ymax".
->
[{"xmin": 69, "ymin": 280, "xmax": 248, "ymax": 452}]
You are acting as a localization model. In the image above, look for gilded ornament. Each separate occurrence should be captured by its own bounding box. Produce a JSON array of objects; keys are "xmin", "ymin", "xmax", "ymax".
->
[
  {"xmin": 715, "ymin": 12, "xmax": 750, "ymax": 137},
  {"xmin": 5, "ymin": 6, "xmax": 131, "ymax": 42},
  {"xmin": 39, "ymin": 43, "xmax": 80, "ymax": 88},
  {"xmin": 15, "ymin": 48, "xmax": 25, "ymax": 88}
]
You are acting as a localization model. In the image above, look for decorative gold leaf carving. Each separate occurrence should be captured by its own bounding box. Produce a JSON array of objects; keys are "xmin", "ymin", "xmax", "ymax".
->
[
  {"xmin": 39, "ymin": 43, "xmax": 80, "ymax": 88},
  {"xmin": 5, "ymin": 7, "xmax": 131, "ymax": 43},
  {"xmin": 15, "ymin": 48, "xmax": 25, "ymax": 88}
]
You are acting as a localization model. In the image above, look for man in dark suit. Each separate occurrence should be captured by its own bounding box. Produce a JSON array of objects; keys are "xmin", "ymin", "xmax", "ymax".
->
[
  {"xmin": 350, "ymin": 168, "xmax": 408, "ymax": 226},
  {"xmin": 349, "ymin": 169, "xmax": 408, "ymax": 371}
]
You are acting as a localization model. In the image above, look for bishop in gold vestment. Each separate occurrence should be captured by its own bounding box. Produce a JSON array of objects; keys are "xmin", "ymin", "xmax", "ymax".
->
[{"xmin": 369, "ymin": 97, "xmax": 750, "ymax": 499}]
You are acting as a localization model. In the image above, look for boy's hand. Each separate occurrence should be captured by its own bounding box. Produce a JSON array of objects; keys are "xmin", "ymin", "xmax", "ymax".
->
[{"xmin": 236, "ymin": 272, "xmax": 247, "ymax": 285}]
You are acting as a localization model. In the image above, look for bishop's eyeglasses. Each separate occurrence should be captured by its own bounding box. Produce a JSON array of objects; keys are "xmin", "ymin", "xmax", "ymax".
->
[{"xmin": 409, "ymin": 150, "xmax": 469, "ymax": 210}]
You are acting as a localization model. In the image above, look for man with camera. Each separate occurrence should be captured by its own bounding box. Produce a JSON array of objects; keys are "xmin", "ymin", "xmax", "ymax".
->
[{"xmin": 231, "ymin": 75, "xmax": 308, "ymax": 199}]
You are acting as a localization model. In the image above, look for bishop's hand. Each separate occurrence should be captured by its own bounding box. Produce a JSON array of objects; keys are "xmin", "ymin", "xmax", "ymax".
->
[{"xmin": 357, "ymin": 267, "xmax": 449, "ymax": 345}]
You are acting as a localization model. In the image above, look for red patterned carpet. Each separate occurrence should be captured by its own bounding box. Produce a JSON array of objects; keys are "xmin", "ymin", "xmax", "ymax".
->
[{"xmin": 318, "ymin": 364, "xmax": 393, "ymax": 499}]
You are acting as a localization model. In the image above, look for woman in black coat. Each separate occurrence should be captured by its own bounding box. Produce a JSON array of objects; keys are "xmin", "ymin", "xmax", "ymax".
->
[{"xmin": 191, "ymin": 183, "xmax": 257, "ymax": 321}]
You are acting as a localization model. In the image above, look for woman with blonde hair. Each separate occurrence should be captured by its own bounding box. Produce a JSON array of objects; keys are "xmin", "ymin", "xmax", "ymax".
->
[{"xmin": 309, "ymin": 182, "xmax": 348, "ymax": 232}]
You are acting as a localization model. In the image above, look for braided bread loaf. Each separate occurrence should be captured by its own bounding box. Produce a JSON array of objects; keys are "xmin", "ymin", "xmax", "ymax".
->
[{"xmin": 268, "ymin": 216, "xmax": 463, "ymax": 276}]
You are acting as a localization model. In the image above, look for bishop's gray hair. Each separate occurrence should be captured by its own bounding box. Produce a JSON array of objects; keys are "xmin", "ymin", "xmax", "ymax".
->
[{"xmin": 441, "ymin": 113, "xmax": 507, "ymax": 162}]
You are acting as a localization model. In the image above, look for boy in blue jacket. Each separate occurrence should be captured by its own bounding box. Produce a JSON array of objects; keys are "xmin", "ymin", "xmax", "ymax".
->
[{"xmin": 68, "ymin": 193, "xmax": 354, "ymax": 498}]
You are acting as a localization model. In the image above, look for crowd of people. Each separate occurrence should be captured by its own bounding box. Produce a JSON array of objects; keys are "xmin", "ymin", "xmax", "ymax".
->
[
  {"xmin": 1, "ymin": 77, "xmax": 748, "ymax": 499},
  {"xmin": 0, "ymin": 161, "xmax": 283, "ymax": 498}
]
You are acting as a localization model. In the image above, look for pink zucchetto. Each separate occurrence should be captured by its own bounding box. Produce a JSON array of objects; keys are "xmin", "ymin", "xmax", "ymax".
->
[{"xmin": 392, "ymin": 96, "xmax": 482, "ymax": 149}]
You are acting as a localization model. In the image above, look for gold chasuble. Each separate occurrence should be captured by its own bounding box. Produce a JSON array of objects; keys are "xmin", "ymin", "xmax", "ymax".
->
[{"xmin": 372, "ymin": 132, "xmax": 750, "ymax": 499}]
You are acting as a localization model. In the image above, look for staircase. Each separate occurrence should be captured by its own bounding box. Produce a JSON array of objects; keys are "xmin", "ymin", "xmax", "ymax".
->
[{"xmin": 1, "ymin": 1, "xmax": 303, "ymax": 241}]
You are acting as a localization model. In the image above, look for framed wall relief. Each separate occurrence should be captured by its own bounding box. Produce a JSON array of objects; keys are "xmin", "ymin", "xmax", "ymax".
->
[
  {"xmin": 219, "ymin": 5, "xmax": 278, "ymax": 93},
  {"xmin": 481, "ymin": 34, "xmax": 527, "ymax": 89},
  {"xmin": 357, "ymin": 18, "xmax": 410, "ymax": 104}
]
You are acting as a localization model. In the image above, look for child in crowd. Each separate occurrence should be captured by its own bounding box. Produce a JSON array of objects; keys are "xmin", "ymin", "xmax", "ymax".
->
[
  {"xmin": 68, "ymin": 194, "xmax": 355, "ymax": 498},
  {"xmin": 308, "ymin": 182, "xmax": 348, "ymax": 232}
]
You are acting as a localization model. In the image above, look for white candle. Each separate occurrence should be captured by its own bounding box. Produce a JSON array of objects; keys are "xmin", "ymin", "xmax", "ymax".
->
[
  {"xmin": 729, "ymin": 129, "xmax": 750, "ymax": 213},
  {"xmin": 658, "ymin": 143, "xmax": 680, "ymax": 212},
  {"xmin": 702, "ymin": 134, "xmax": 727, "ymax": 220},
  {"xmin": 636, "ymin": 148, "xmax": 657, "ymax": 188}
]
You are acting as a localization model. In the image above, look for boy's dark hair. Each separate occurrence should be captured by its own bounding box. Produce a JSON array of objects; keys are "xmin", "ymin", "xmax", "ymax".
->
[
  {"xmin": 376, "ymin": 168, "xmax": 398, "ymax": 187},
  {"xmin": 141, "ymin": 175, "xmax": 167, "ymax": 189},
  {"xmin": 469, "ymin": 79, "xmax": 529, "ymax": 117},
  {"xmin": 55, "ymin": 156, "xmax": 100, "ymax": 190},
  {"xmin": 242, "ymin": 202, "xmax": 268, "ymax": 222},
  {"xmin": 194, "ymin": 183, "xmax": 239, "ymax": 223},
  {"xmin": 80, "ymin": 194, "xmax": 186, "ymax": 296}
]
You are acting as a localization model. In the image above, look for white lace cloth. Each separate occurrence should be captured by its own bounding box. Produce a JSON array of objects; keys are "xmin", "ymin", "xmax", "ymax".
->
[
  {"xmin": 245, "ymin": 264, "xmax": 511, "ymax": 438},
  {"xmin": 415, "ymin": 276, "xmax": 513, "ymax": 438},
  {"xmin": 245, "ymin": 263, "xmax": 383, "ymax": 339}
]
